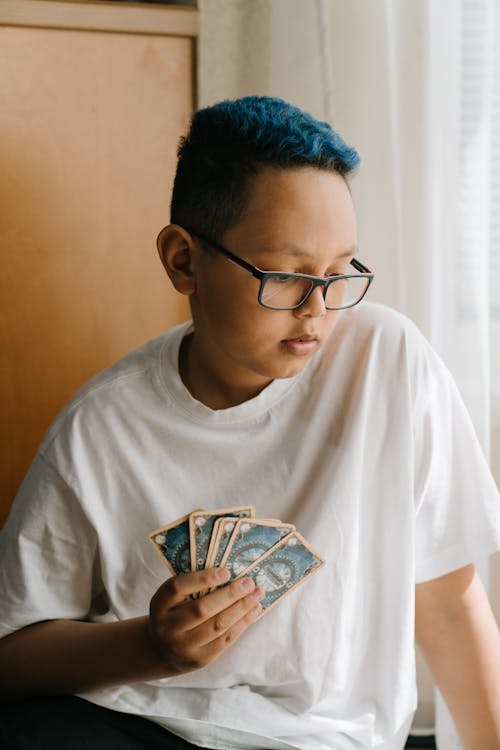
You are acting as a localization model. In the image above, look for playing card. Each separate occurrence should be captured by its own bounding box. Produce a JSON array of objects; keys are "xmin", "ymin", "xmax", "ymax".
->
[
  {"xmin": 234, "ymin": 531, "xmax": 325, "ymax": 616},
  {"xmin": 220, "ymin": 519, "xmax": 295, "ymax": 581},
  {"xmin": 189, "ymin": 506, "xmax": 255, "ymax": 573},
  {"xmin": 205, "ymin": 517, "xmax": 239, "ymax": 568},
  {"xmin": 205, "ymin": 516, "xmax": 282, "ymax": 569},
  {"xmin": 150, "ymin": 511, "xmax": 201, "ymax": 575}
]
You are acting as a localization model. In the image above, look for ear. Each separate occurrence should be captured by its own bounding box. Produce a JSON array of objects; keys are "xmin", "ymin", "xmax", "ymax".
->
[{"xmin": 156, "ymin": 225, "xmax": 196, "ymax": 295}]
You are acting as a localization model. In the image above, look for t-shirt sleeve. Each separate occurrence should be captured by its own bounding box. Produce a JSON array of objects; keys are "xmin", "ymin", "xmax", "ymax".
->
[
  {"xmin": 0, "ymin": 453, "xmax": 99, "ymax": 639},
  {"xmin": 413, "ymin": 341, "xmax": 500, "ymax": 583}
]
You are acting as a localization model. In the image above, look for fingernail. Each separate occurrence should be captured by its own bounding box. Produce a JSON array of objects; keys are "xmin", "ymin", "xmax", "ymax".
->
[
  {"xmin": 216, "ymin": 567, "xmax": 230, "ymax": 582},
  {"xmin": 239, "ymin": 577, "xmax": 254, "ymax": 592},
  {"xmin": 253, "ymin": 587, "xmax": 265, "ymax": 600}
]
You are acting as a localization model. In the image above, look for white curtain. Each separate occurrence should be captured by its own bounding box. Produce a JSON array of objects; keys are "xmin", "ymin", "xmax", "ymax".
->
[
  {"xmin": 198, "ymin": 1, "xmax": 500, "ymax": 745},
  {"xmin": 328, "ymin": 8, "xmax": 499, "ymax": 743}
]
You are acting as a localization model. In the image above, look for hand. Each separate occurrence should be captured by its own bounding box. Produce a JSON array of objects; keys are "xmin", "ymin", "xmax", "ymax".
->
[{"xmin": 148, "ymin": 567, "xmax": 264, "ymax": 675}]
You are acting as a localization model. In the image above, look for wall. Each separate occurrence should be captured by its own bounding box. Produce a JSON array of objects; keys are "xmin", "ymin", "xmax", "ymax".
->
[{"xmin": 0, "ymin": 0, "xmax": 197, "ymax": 523}]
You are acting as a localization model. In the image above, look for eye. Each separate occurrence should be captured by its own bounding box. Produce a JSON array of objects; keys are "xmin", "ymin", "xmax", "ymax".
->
[
  {"xmin": 272, "ymin": 274, "xmax": 294, "ymax": 283},
  {"xmin": 326, "ymin": 265, "xmax": 350, "ymax": 278},
  {"xmin": 327, "ymin": 258, "xmax": 355, "ymax": 277}
]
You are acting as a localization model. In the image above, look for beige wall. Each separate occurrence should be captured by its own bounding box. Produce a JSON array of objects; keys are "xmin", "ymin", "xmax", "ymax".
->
[{"xmin": 0, "ymin": 2, "xmax": 197, "ymax": 523}]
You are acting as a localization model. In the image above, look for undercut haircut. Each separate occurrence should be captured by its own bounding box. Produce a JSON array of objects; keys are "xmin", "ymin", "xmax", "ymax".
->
[{"xmin": 170, "ymin": 96, "xmax": 360, "ymax": 242}]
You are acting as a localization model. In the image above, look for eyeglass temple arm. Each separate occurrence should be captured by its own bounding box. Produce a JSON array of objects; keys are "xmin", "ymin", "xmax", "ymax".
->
[
  {"xmin": 351, "ymin": 257, "xmax": 372, "ymax": 274},
  {"xmin": 214, "ymin": 244, "xmax": 263, "ymax": 278},
  {"xmin": 185, "ymin": 228, "xmax": 265, "ymax": 279}
]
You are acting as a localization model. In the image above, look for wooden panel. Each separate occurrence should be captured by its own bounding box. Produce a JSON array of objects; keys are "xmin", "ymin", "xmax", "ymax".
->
[
  {"xmin": 0, "ymin": 23, "xmax": 194, "ymax": 523},
  {"xmin": 0, "ymin": 0, "xmax": 199, "ymax": 37}
]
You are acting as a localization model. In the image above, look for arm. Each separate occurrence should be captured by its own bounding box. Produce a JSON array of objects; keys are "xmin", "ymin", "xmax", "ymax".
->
[
  {"xmin": 415, "ymin": 563, "xmax": 500, "ymax": 750},
  {"xmin": 0, "ymin": 568, "xmax": 263, "ymax": 698}
]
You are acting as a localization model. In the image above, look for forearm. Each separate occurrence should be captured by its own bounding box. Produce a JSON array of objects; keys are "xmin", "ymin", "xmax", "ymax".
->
[
  {"xmin": 0, "ymin": 617, "xmax": 173, "ymax": 698},
  {"xmin": 0, "ymin": 568, "xmax": 262, "ymax": 699},
  {"xmin": 416, "ymin": 566, "xmax": 500, "ymax": 750}
]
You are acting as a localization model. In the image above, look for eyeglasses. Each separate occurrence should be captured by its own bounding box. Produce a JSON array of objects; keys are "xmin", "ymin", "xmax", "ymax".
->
[{"xmin": 184, "ymin": 228, "xmax": 374, "ymax": 311}]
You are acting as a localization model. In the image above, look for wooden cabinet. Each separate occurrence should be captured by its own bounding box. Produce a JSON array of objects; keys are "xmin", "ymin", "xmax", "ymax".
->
[{"xmin": 0, "ymin": 1, "xmax": 197, "ymax": 523}]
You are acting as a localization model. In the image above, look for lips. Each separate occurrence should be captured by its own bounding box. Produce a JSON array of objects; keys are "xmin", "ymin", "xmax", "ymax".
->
[
  {"xmin": 282, "ymin": 334, "xmax": 319, "ymax": 343},
  {"xmin": 281, "ymin": 334, "xmax": 319, "ymax": 356}
]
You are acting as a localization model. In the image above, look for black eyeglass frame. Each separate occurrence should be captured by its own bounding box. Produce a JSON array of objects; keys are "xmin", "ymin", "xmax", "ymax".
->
[{"xmin": 184, "ymin": 227, "xmax": 374, "ymax": 311}]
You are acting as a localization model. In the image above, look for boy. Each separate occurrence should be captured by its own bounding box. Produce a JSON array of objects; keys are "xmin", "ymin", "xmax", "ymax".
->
[{"xmin": 0, "ymin": 96, "xmax": 499, "ymax": 750}]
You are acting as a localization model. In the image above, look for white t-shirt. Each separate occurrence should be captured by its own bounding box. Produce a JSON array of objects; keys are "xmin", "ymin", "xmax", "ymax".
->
[{"xmin": 1, "ymin": 302, "xmax": 499, "ymax": 750}]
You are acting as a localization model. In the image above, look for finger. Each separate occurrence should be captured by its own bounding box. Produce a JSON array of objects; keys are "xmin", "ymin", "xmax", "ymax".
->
[
  {"xmin": 160, "ymin": 595, "xmax": 263, "ymax": 674},
  {"xmin": 172, "ymin": 576, "xmax": 259, "ymax": 631},
  {"xmin": 200, "ymin": 598, "xmax": 264, "ymax": 659},
  {"xmin": 191, "ymin": 587, "xmax": 264, "ymax": 647},
  {"xmin": 151, "ymin": 567, "xmax": 230, "ymax": 616}
]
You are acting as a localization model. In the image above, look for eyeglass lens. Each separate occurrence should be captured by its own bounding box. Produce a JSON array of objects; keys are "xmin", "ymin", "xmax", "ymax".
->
[{"xmin": 260, "ymin": 275, "xmax": 369, "ymax": 310}]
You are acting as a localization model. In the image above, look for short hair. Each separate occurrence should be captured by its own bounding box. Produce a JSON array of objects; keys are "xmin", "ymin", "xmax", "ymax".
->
[{"xmin": 170, "ymin": 95, "xmax": 360, "ymax": 242}]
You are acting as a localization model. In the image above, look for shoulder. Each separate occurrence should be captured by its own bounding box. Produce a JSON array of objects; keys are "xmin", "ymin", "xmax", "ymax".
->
[
  {"xmin": 40, "ymin": 322, "xmax": 190, "ymax": 459},
  {"xmin": 345, "ymin": 300, "xmax": 422, "ymax": 337},
  {"xmin": 324, "ymin": 301, "xmax": 428, "ymax": 363},
  {"xmin": 313, "ymin": 302, "xmax": 450, "ymax": 403}
]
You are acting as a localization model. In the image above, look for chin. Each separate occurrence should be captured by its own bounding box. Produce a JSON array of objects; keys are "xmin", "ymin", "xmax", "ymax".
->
[{"xmin": 265, "ymin": 358, "xmax": 310, "ymax": 381}]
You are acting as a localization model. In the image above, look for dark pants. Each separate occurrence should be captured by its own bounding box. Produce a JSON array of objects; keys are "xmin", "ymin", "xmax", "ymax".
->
[
  {"xmin": 0, "ymin": 695, "xmax": 205, "ymax": 750},
  {"xmin": 0, "ymin": 694, "xmax": 433, "ymax": 749}
]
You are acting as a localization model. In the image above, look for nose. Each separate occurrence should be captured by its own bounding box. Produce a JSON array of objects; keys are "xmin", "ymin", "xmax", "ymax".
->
[{"xmin": 293, "ymin": 285, "xmax": 327, "ymax": 319}]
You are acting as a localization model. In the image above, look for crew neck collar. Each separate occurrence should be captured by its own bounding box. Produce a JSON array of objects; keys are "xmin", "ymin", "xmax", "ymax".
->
[{"xmin": 158, "ymin": 321, "xmax": 311, "ymax": 425}]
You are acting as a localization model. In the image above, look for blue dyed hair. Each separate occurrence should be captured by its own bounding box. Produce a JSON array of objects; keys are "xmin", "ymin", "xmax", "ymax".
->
[{"xmin": 170, "ymin": 96, "xmax": 360, "ymax": 241}]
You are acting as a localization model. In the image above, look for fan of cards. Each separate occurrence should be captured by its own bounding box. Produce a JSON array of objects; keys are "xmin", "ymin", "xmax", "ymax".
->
[{"xmin": 150, "ymin": 505, "xmax": 325, "ymax": 617}]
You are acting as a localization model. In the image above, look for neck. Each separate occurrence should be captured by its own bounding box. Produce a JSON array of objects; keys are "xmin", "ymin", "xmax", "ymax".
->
[{"xmin": 178, "ymin": 333, "xmax": 272, "ymax": 410}]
